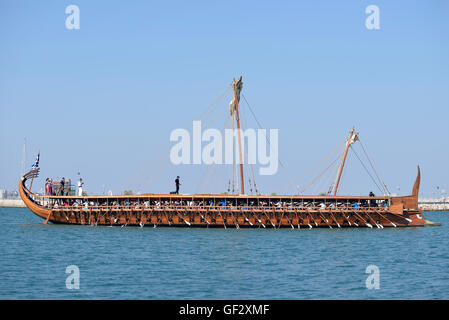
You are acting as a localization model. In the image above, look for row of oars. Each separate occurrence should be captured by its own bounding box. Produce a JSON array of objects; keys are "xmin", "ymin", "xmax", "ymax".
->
[{"xmin": 49, "ymin": 207, "xmax": 413, "ymax": 229}]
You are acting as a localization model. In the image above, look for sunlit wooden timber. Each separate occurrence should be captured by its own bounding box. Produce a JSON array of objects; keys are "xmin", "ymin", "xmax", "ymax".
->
[{"xmin": 19, "ymin": 167, "xmax": 426, "ymax": 228}]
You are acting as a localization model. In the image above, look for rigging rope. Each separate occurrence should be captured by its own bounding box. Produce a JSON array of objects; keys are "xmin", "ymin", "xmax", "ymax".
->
[
  {"xmin": 239, "ymin": 96, "xmax": 260, "ymax": 195},
  {"xmin": 241, "ymin": 94, "xmax": 295, "ymax": 189},
  {"xmin": 334, "ymin": 150, "xmax": 351, "ymax": 195},
  {"xmin": 317, "ymin": 155, "xmax": 340, "ymax": 195},
  {"xmin": 350, "ymin": 145, "xmax": 385, "ymax": 195},
  {"xmin": 299, "ymin": 154, "xmax": 341, "ymax": 194},
  {"xmin": 202, "ymin": 107, "xmax": 229, "ymax": 131},
  {"xmin": 358, "ymin": 140, "xmax": 391, "ymax": 195},
  {"xmin": 283, "ymin": 140, "xmax": 346, "ymax": 192},
  {"xmin": 199, "ymin": 86, "xmax": 232, "ymax": 129},
  {"xmin": 197, "ymin": 113, "xmax": 231, "ymax": 193}
]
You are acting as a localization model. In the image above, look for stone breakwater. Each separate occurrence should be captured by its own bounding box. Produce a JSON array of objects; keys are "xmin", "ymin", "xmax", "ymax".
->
[
  {"xmin": 419, "ymin": 197, "xmax": 449, "ymax": 211},
  {"xmin": 419, "ymin": 203, "xmax": 449, "ymax": 211},
  {"xmin": 0, "ymin": 199, "xmax": 25, "ymax": 208}
]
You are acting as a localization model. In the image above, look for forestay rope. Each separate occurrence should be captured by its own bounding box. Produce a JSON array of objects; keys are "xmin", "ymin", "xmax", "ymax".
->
[{"xmin": 358, "ymin": 140, "xmax": 391, "ymax": 195}]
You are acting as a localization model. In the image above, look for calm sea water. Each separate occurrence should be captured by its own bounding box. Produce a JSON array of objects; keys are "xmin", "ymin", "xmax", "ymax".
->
[{"xmin": 0, "ymin": 208, "xmax": 448, "ymax": 299}]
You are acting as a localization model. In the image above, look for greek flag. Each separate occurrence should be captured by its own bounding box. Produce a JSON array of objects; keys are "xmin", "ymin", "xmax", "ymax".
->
[{"xmin": 31, "ymin": 152, "xmax": 40, "ymax": 170}]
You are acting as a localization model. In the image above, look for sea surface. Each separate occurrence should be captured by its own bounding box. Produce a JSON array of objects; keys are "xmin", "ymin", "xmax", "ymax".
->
[{"xmin": 0, "ymin": 208, "xmax": 448, "ymax": 300}]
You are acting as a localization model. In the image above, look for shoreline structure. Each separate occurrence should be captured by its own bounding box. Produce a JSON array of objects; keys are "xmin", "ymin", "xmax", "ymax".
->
[{"xmin": 0, "ymin": 199, "xmax": 25, "ymax": 208}]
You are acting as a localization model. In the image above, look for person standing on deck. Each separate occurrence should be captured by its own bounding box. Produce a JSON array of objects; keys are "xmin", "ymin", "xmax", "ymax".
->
[
  {"xmin": 78, "ymin": 178, "xmax": 84, "ymax": 197},
  {"xmin": 175, "ymin": 176, "xmax": 181, "ymax": 194},
  {"xmin": 45, "ymin": 178, "xmax": 50, "ymax": 195},
  {"xmin": 59, "ymin": 177, "xmax": 65, "ymax": 196},
  {"xmin": 369, "ymin": 191, "xmax": 376, "ymax": 207}
]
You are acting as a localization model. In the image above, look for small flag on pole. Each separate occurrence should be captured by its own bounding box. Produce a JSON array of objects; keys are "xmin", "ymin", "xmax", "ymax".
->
[{"xmin": 31, "ymin": 152, "xmax": 40, "ymax": 170}]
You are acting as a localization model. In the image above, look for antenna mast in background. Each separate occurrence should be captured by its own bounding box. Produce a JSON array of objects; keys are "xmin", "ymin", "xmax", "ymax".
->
[{"xmin": 21, "ymin": 137, "xmax": 26, "ymax": 175}]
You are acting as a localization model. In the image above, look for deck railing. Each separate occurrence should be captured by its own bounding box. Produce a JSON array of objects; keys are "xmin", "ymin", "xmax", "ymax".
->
[{"xmin": 40, "ymin": 202, "xmax": 389, "ymax": 214}]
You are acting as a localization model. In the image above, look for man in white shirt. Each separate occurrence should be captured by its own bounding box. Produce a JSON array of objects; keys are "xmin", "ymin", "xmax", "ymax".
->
[{"xmin": 78, "ymin": 178, "xmax": 84, "ymax": 196}]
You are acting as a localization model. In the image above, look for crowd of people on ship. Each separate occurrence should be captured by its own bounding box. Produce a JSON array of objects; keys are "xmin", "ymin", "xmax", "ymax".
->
[
  {"xmin": 37, "ymin": 173, "xmax": 389, "ymax": 211},
  {"xmin": 40, "ymin": 196, "xmax": 388, "ymax": 211},
  {"xmin": 44, "ymin": 177, "xmax": 67, "ymax": 196},
  {"xmin": 39, "ymin": 174, "xmax": 388, "ymax": 210}
]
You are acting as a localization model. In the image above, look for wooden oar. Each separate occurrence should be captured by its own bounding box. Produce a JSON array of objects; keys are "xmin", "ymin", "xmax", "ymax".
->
[
  {"xmin": 328, "ymin": 209, "xmax": 341, "ymax": 228},
  {"xmin": 338, "ymin": 208, "xmax": 352, "ymax": 226},
  {"xmin": 138, "ymin": 206, "xmax": 145, "ymax": 227},
  {"xmin": 284, "ymin": 211, "xmax": 295, "ymax": 229},
  {"xmin": 142, "ymin": 210, "xmax": 149, "ymax": 227},
  {"xmin": 374, "ymin": 210, "xmax": 397, "ymax": 227},
  {"xmin": 351, "ymin": 209, "xmax": 373, "ymax": 228},
  {"xmin": 318, "ymin": 212, "xmax": 333, "ymax": 229},
  {"xmin": 43, "ymin": 210, "xmax": 52, "ymax": 224},
  {"xmin": 176, "ymin": 210, "xmax": 191, "ymax": 226},
  {"xmin": 253, "ymin": 211, "xmax": 266, "ymax": 228},
  {"xmin": 294, "ymin": 208, "xmax": 301, "ymax": 229},
  {"xmin": 215, "ymin": 210, "xmax": 226, "ymax": 229},
  {"xmin": 388, "ymin": 211, "xmax": 412, "ymax": 223},
  {"xmin": 305, "ymin": 208, "xmax": 318, "ymax": 228},
  {"xmin": 364, "ymin": 211, "xmax": 383, "ymax": 228},
  {"xmin": 277, "ymin": 211, "xmax": 285, "ymax": 229},
  {"xmin": 242, "ymin": 211, "xmax": 253, "ymax": 226},
  {"xmin": 356, "ymin": 209, "xmax": 380, "ymax": 228},
  {"xmin": 200, "ymin": 211, "xmax": 211, "ymax": 226},
  {"xmin": 263, "ymin": 211, "xmax": 276, "ymax": 229},
  {"xmin": 229, "ymin": 211, "xmax": 240, "ymax": 229},
  {"xmin": 163, "ymin": 211, "xmax": 172, "ymax": 226}
]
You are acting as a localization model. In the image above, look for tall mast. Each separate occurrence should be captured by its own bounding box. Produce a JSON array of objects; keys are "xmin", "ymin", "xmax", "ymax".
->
[
  {"xmin": 333, "ymin": 127, "xmax": 358, "ymax": 196},
  {"xmin": 21, "ymin": 137, "xmax": 26, "ymax": 176},
  {"xmin": 232, "ymin": 77, "xmax": 245, "ymax": 195}
]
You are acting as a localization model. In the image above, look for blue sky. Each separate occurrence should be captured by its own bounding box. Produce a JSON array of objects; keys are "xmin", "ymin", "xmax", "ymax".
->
[{"xmin": 1, "ymin": 0, "xmax": 448, "ymax": 197}]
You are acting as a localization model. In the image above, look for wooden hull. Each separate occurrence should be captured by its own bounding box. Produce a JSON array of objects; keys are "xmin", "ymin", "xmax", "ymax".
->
[
  {"xmin": 19, "ymin": 170, "xmax": 427, "ymax": 229},
  {"xmin": 42, "ymin": 207, "xmax": 425, "ymax": 228}
]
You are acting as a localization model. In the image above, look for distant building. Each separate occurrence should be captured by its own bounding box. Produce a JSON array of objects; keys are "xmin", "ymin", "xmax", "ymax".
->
[
  {"xmin": 0, "ymin": 189, "xmax": 19, "ymax": 199},
  {"xmin": 419, "ymin": 197, "xmax": 449, "ymax": 211},
  {"xmin": 419, "ymin": 197, "xmax": 449, "ymax": 204},
  {"xmin": 9, "ymin": 190, "xmax": 19, "ymax": 198}
]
